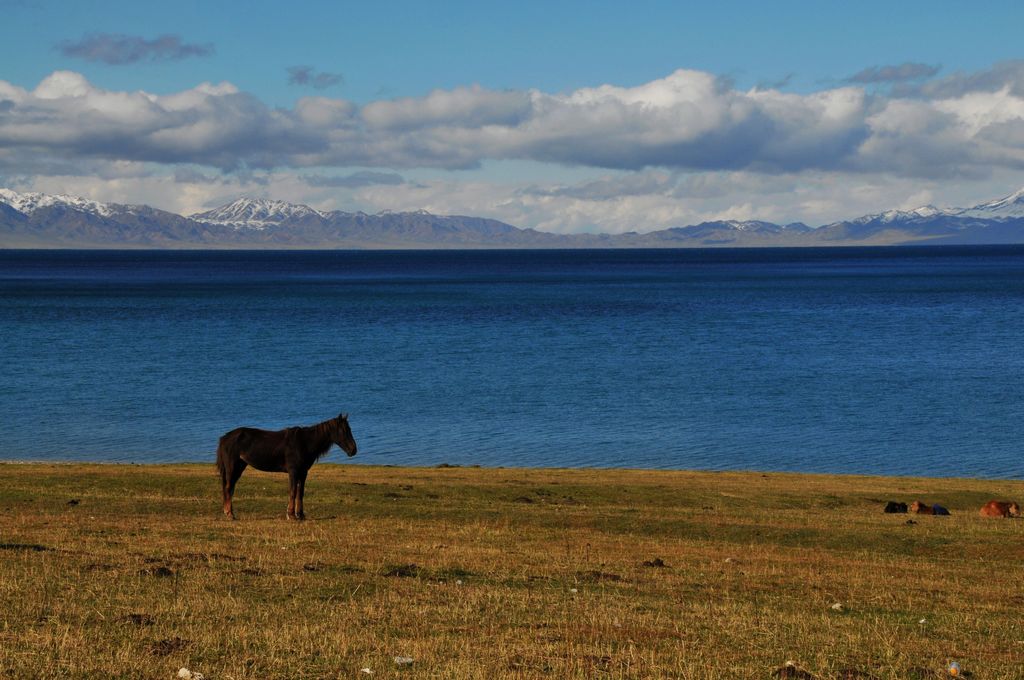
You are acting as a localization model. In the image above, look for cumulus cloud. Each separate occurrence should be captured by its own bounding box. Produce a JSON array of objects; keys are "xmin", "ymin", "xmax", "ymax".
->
[
  {"xmin": 57, "ymin": 33, "xmax": 214, "ymax": 64},
  {"xmin": 846, "ymin": 62, "xmax": 941, "ymax": 84},
  {"xmin": 0, "ymin": 71, "xmax": 320, "ymax": 171},
  {"xmin": 287, "ymin": 66, "xmax": 344, "ymax": 90},
  {"xmin": 523, "ymin": 171, "xmax": 678, "ymax": 200},
  {"xmin": 4, "ymin": 62, "xmax": 1024, "ymax": 182},
  {"xmin": 362, "ymin": 85, "xmax": 532, "ymax": 129},
  {"xmin": 173, "ymin": 168, "xmax": 217, "ymax": 184},
  {"xmin": 906, "ymin": 60, "xmax": 1024, "ymax": 99},
  {"xmin": 301, "ymin": 170, "xmax": 405, "ymax": 187}
]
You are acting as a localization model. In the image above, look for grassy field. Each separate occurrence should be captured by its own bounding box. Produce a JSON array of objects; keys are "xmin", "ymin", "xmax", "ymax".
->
[{"xmin": 1, "ymin": 463, "xmax": 1022, "ymax": 679}]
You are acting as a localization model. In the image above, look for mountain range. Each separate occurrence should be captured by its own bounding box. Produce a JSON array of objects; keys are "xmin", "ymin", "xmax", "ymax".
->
[{"xmin": 3, "ymin": 186, "xmax": 1024, "ymax": 249}]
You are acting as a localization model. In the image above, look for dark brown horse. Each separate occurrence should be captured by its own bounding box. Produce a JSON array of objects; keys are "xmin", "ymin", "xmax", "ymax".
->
[{"xmin": 216, "ymin": 412, "xmax": 357, "ymax": 520}]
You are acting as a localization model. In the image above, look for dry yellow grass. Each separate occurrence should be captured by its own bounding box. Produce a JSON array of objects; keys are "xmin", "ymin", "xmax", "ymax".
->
[{"xmin": 1, "ymin": 463, "xmax": 1023, "ymax": 679}]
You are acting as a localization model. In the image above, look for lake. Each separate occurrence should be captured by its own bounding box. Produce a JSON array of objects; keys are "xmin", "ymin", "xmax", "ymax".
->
[{"xmin": 2, "ymin": 247, "xmax": 1023, "ymax": 477}]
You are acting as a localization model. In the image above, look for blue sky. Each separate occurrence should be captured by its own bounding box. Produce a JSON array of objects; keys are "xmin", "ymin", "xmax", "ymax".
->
[
  {"xmin": 6, "ymin": 0, "xmax": 1022, "ymax": 102},
  {"xmin": 3, "ymin": 0, "xmax": 1024, "ymax": 232}
]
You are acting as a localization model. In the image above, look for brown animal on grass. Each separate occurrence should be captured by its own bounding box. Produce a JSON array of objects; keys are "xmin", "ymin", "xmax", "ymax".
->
[
  {"xmin": 216, "ymin": 412, "xmax": 357, "ymax": 520},
  {"xmin": 909, "ymin": 501, "xmax": 934, "ymax": 515},
  {"xmin": 979, "ymin": 500, "xmax": 1021, "ymax": 518}
]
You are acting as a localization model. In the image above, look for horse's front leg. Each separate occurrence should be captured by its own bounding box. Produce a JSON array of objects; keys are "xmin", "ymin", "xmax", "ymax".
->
[
  {"xmin": 296, "ymin": 468, "xmax": 308, "ymax": 521},
  {"xmin": 286, "ymin": 470, "xmax": 298, "ymax": 520}
]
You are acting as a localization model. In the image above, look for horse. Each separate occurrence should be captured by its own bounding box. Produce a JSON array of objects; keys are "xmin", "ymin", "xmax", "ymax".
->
[
  {"xmin": 909, "ymin": 501, "xmax": 935, "ymax": 515},
  {"xmin": 979, "ymin": 500, "xmax": 1021, "ymax": 518},
  {"xmin": 216, "ymin": 412, "xmax": 357, "ymax": 520}
]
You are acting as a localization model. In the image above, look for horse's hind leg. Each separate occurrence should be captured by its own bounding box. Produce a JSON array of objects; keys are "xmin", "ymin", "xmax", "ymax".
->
[
  {"xmin": 223, "ymin": 458, "xmax": 247, "ymax": 520},
  {"xmin": 286, "ymin": 468, "xmax": 306, "ymax": 520}
]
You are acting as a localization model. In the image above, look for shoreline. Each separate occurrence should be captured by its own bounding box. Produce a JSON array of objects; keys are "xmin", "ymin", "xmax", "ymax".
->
[{"xmin": 2, "ymin": 458, "xmax": 1023, "ymax": 483}]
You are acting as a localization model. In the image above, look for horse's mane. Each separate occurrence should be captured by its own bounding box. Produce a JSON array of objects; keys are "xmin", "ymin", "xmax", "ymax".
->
[{"xmin": 294, "ymin": 416, "xmax": 340, "ymax": 461}]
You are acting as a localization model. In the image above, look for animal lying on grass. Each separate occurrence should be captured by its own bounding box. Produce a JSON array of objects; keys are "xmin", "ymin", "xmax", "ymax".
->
[
  {"xmin": 909, "ymin": 501, "xmax": 949, "ymax": 516},
  {"xmin": 216, "ymin": 412, "xmax": 357, "ymax": 520},
  {"xmin": 979, "ymin": 500, "xmax": 1021, "ymax": 518}
]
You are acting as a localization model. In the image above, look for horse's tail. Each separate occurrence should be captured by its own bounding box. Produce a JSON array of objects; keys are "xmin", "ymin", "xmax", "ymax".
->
[{"xmin": 215, "ymin": 436, "xmax": 227, "ymax": 482}]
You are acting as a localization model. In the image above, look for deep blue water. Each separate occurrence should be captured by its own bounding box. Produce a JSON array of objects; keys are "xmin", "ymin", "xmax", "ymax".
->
[{"xmin": 2, "ymin": 247, "xmax": 1023, "ymax": 478}]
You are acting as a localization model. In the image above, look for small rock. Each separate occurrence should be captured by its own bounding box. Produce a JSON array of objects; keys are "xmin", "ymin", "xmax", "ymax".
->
[
  {"xmin": 724, "ymin": 557, "xmax": 738, "ymax": 564},
  {"xmin": 67, "ymin": 499, "xmax": 80, "ymax": 506},
  {"xmin": 569, "ymin": 588, "xmax": 578, "ymax": 593},
  {"xmin": 455, "ymin": 579, "xmax": 463, "ymax": 585},
  {"xmin": 360, "ymin": 669, "xmax": 373, "ymax": 675},
  {"xmin": 831, "ymin": 602, "xmax": 845, "ymax": 612},
  {"xmin": 919, "ymin": 618, "xmax": 927, "ymax": 624},
  {"xmin": 176, "ymin": 670, "xmax": 204, "ymax": 680},
  {"xmin": 384, "ymin": 564, "xmax": 420, "ymax": 578},
  {"xmin": 124, "ymin": 613, "xmax": 154, "ymax": 626},
  {"xmin": 140, "ymin": 565, "xmax": 175, "ymax": 578},
  {"xmin": 151, "ymin": 637, "xmax": 190, "ymax": 656},
  {"xmin": 394, "ymin": 656, "xmax": 414, "ymax": 667},
  {"xmin": 771, "ymin": 661, "xmax": 816, "ymax": 679},
  {"xmin": 642, "ymin": 557, "xmax": 667, "ymax": 568}
]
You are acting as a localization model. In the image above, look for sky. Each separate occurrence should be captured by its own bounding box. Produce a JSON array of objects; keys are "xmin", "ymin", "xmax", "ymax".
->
[{"xmin": 3, "ymin": 0, "xmax": 1024, "ymax": 233}]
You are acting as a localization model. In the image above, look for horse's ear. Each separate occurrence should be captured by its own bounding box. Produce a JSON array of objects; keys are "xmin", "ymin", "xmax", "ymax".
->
[{"xmin": 341, "ymin": 412, "xmax": 348, "ymax": 420}]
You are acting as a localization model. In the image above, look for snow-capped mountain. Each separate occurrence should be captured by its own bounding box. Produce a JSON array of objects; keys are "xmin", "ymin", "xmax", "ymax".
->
[
  {"xmin": 4, "ymin": 185, "xmax": 1024, "ymax": 248},
  {"xmin": 959, "ymin": 187, "xmax": 1024, "ymax": 219},
  {"xmin": 191, "ymin": 198, "xmax": 326, "ymax": 229},
  {"xmin": 377, "ymin": 208, "xmax": 433, "ymax": 217},
  {"xmin": 848, "ymin": 205, "xmax": 950, "ymax": 224},
  {"xmin": 0, "ymin": 188, "xmax": 231, "ymax": 247},
  {"xmin": 0, "ymin": 188, "xmax": 120, "ymax": 218},
  {"xmin": 718, "ymin": 220, "xmax": 811, "ymax": 233},
  {"xmin": 842, "ymin": 187, "xmax": 1024, "ymax": 225},
  {"xmin": 810, "ymin": 188, "xmax": 1024, "ymax": 245}
]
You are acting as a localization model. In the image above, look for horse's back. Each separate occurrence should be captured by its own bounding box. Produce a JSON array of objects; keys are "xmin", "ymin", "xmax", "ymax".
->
[
  {"xmin": 220, "ymin": 426, "xmax": 274, "ymax": 447},
  {"xmin": 980, "ymin": 500, "xmax": 1019, "ymax": 517},
  {"xmin": 219, "ymin": 426, "xmax": 293, "ymax": 472}
]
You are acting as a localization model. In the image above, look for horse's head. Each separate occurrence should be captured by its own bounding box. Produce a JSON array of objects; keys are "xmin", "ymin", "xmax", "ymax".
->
[
  {"xmin": 1010, "ymin": 502, "xmax": 1021, "ymax": 517},
  {"xmin": 333, "ymin": 412, "xmax": 358, "ymax": 457}
]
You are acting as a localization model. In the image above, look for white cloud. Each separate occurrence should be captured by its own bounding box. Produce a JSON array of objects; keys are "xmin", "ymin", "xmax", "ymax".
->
[
  {"xmin": 362, "ymin": 85, "xmax": 531, "ymax": 129},
  {"xmin": 5, "ymin": 62, "xmax": 1024, "ymax": 233},
  {"xmin": 3, "ymin": 63, "xmax": 1024, "ymax": 176}
]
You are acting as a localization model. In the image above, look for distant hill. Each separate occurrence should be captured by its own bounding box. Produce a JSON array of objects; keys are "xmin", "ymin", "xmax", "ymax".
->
[{"xmin": 3, "ymin": 187, "xmax": 1024, "ymax": 248}]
